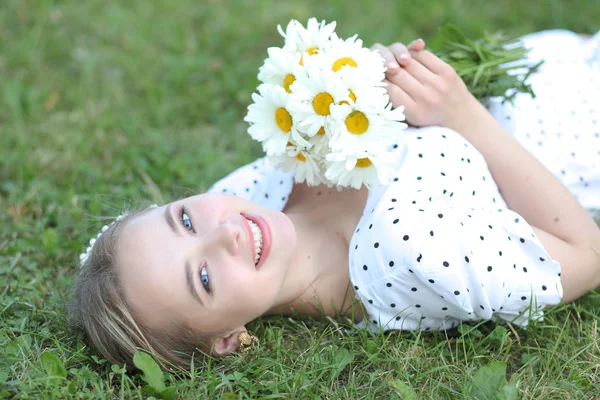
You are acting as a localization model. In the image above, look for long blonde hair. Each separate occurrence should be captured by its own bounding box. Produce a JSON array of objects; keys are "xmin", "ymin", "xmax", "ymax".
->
[{"xmin": 70, "ymin": 210, "xmax": 209, "ymax": 370}]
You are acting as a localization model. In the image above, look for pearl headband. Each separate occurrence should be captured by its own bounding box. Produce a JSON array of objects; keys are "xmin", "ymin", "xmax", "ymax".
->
[{"xmin": 79, "ymin": 204, "xmax": 158, "ymax": 268}]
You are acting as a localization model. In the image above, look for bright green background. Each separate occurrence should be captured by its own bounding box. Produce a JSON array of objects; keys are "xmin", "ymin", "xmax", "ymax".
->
[{"xmin": 1, "ymin": 0, "xmax": 600, "ymax": 398}]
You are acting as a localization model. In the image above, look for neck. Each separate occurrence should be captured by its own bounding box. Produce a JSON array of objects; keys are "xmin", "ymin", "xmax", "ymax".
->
[{"xmin": 263, "ymin": 210, "xmax": 323, "ymax": 317}]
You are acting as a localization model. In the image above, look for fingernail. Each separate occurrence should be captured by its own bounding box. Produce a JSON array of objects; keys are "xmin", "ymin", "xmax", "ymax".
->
[
  {"xmin": 386, "ymin": 61, "xmax": 399, "ymax": 69},
  {"xmin": 399, "ymin": 53, "xmax": 410, "ymax": 60}
]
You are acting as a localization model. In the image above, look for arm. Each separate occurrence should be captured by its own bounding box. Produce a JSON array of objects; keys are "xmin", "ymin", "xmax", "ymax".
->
[{"xmin": 380, "ymin": 41, "xmax": 600, "ymax": 302}]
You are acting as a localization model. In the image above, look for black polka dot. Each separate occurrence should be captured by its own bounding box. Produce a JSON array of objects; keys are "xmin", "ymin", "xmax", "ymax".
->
[
  {"xmin": 408, "ymin": 269, "xmax": 414, "ymax": 273},
  {"xmin": 542, "ymin": 285, "xmax": 547, "ymax": 291},
  {"xmin": 539, "ymin": 257, "xmax": 545, "ymax": 262},
  {"xmin": 454, "ymin": 290, "xmax": 460, "ymax": 295},
  {"xmin": 521, "ymin": 296, "xmax": 527, "ymax": 301},
  {"xmin": 386, "ymin": 283, "xmax": 392, "ymax": 288},
  {"xmin": 520, "ymin": 238, "xmax": 525, "ymax": 243},
  {"xmin": 393, "ymin": 177, "xmax": 399, "ymax": 182},
  {"xmin": 415, "ymin": 304, "xmax": 421, "ymax": 308},
  {"xmin": 403, "ymin": 235, "xmax": 409, "ymax": 241},
  {"xmin": 368, "ymin": 299, "xmax": 373, "ymax": 304},
  {"xmin": 417, "ymin": 254, "xmax": 422, "ymax": 262},
  {"xmin": 390, "ymin": 303, "xmax": 396, "ymax": 308},
  {"xmin": 428, "ymin": 279, "xmax": 435, "ymax": 284},
  {"xmin": 465, "ymin": 256, "xmax": 470, "ymax": 263},
  {"xmin": 440, "ymin": 153, "xmax": 445, "ymax": 157},
  {"xmin": 363, "ymin": 265, "xmax": 368, "ymax": 271},
  {"xmin": 443, "ymin": 261, "xmax": 449, "ymax": 267},
  {"xmin": 393, "ymin": 219, "xmax": 399, "ymax": 224},
  {"xmin": 354, "ymin": 286, "xmax": 358, "ymax": 290},
  {"xmin": 391, "ymin": 198, "xmax": 397, "ymax": 202},
  {"xmin": 523, "ymin": 267, "xmax": 528, "ymax": 273},
  {"xmin": 438, "ymin": 213, "xmax": 443, "ymax": 218},
  {"xmin": 417, "ymin": 176, "xmax": 422, "ymax": 180},
  {"xmin": 418, "ymin": 153, "xmax": 423, "ymax": 158},
  {"xmin": 499, "ymin": 251, "xmax": 503, "ymax": 256},
  {"xmin": 430, "ymin": 231, "xmax": 434, "ymax": 236},
  {"xmin": 389, "ymin": 261, "xmax": 394, "ymax": 267},
  {"xmin": 480, "ymin": 236, "xmax": 485, "ymax": 241},
  {"xmin": 369, "ymin": 224, "xmax": 373, "ymax": 229},
  {"xmin": 487, "ymin": 266, "xmax": 493, "ymax": 272},
  {"xmin": 264, "ymin": 193, "xmax": 269, "ymax": 199},
  {"xmin": 411, "ymin": 287, "xmax": 417, "ymax": 292},
  {"xmin": 442, "ymin": 307, "xmax": 448, "ymax": 311},
  {"xmin": 480, "ymin": 305, "xmax": 485, "ymax": 310},
  {"xmin": 374, "ymin": 242, "xmax": 379, "ymax": 248}
]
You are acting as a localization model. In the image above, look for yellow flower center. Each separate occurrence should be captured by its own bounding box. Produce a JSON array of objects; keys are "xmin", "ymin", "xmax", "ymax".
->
[
  {"xmin": 296, "ymin": 152, "xmax": 306, "ymax": 162},
  {"xmin": 345, "ymin": 111, "xmax": 369, "ymax": 134},
  {"xmin": 299, "ymin": 47, "xmax": 319, "ymax": 66},
  {"xmin": 317, "ymin": 126, "xmax": 325, "ymax": 135},
  {"xmin": 283, "ymin": 74, "xmax": 296, "ymax": 93},
  {"xmin": 355, "ymin": 158, "xmax": 372, "ymax": 168},
  {"xmin": 312, "ymin": 92, "xmax": 334, "ymax": 116},
  {"xmin": 332, "ymin": 57, "xmax": 358, "ymax": 72},
  {"xmin": 275, "ymin": 107, "xmax": 292, "ymax": 132},
  {"xmin": 339, "ymin": 90, "xmax": 357, "ymax": 106}
]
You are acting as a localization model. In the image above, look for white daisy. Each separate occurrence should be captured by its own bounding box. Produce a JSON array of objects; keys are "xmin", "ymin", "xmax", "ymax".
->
[
  {"xmin": 244, "ymin": 84, "xmax": 311, "ymax": 156},
  {"xmin": 278, "ymin": 18, "xmax": 337, "ymax": 65},
  {"xmin": 269, "ymin": 143, "xmax": 323, "ymax": 186},
  {"xmin": 336, "ymin": 67, "xmax": 388, "ymax": 109},
  {"xmin": 321, "ymin": 33, "xmax": 386, "ymax": 84},
  {"xmin": 325, "ymin": 149, "xmax": 396, "ymax": 189},
  {"xmin": 287, "ymin": 67, "xmax": 349, "ymax": 136},
  {"xmin": 257, "ymin": 47, "xmax": 302, "ymax": 93},
  {"xmin": 328, "ymin": 102, "xmax": 400, "ymax": 156}
]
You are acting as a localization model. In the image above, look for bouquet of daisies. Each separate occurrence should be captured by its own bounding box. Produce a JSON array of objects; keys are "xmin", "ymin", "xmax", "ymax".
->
[{"xmin": 244, "ymin": 18, "xmax": 408, "ymax": 190}]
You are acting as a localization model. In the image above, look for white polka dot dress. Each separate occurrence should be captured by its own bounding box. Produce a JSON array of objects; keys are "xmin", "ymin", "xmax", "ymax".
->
[{"xmin": 350, "ymin": 127, "xmax": 562, "ymax": 332}]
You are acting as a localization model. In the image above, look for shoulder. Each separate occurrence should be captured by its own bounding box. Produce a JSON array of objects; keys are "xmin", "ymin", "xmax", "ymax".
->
[{"xmin": 208, "ymin": 157, "xmax": 295, "ymax": 210}]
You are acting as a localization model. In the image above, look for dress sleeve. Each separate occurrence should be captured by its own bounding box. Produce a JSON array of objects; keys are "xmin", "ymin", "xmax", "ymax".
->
[
  {"xmin": 208, "ymin": 157, "xmax": 294, "ymax": 211},
  {"xmin": 351, "ymin": 194, "xmax": 563, "ymax": 333}
]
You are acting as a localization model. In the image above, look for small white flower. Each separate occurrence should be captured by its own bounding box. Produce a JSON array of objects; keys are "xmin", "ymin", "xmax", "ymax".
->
[
  {"xmin": 269, "ymin": 143, "xmax": 323, "ymax": 186},
  {"xmin": 325, "ymin": 149, "xmax": 396, "ymax": 189},
  {"xmin": 279, "ymin": 18, "xmax": 337, "ymax": 63},
  {"xmin": 244, "ymin": 84, "xmax": 311, "ymax": 156},
  {"xmin": 287, "ymin": 67, "xmax": 349, "ymax": 136},
  {"xmin": 322, "ymin": 33, "xmax": 386, "ymax": 84},
  {"xmin": 328, "ymin": 102, "xmax": 399, "ymax": 156},
  {"xmin": 257, "ymin": 47, "xmax": 302, "ymax": 93}
]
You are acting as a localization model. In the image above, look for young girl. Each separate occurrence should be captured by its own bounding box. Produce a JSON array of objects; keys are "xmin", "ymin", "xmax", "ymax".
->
[{"xmin": 72, "ymin": 30, "xmax": 600, "ymax": 370}]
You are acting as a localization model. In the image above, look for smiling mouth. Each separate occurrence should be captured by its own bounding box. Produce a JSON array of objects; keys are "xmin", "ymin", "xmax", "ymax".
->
[{"xmin": 245, "ymin": 218, "xmax": 263, "ymax": 265}]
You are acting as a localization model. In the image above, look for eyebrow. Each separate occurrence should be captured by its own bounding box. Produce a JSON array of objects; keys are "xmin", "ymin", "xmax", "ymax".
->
[
  {"xmin": 185, "ymin": 261, "xmax": 204, "ymax": 306},
  {"xmin": 164, "ymin": 203, "xmax": 181, "ymax": 237}
]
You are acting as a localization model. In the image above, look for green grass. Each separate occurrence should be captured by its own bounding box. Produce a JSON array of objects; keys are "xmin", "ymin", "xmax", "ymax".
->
[{"xmin": 1, "ymin": 0, "xmax": 600, "ymax": 398}]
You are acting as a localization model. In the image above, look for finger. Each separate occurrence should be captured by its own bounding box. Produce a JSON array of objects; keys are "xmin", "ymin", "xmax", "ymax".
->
[
  {"xmin": 407, "ymin": 38, "xmax": 426, "ymax": 51},
  {"xmin": 383, "ymin": 79, "xmax": 416, "ymax": 110},
  {"xmin": 387, "ymin": 43, "xmax": 412, "ymax": 68},
  {"xmin": 371, "ymin": 43, "xmax": 402, "ymax": 75},
  {"xmin": 403, "ymin": 54, "xmax": 437, "ymax": 85},
  {"xmin": 387, "ymin": 67, "xmax": 423, "ymax": 99},
  {"xmin": 409, "ymin": 49, "xmax": 454, "ymax": 76}
]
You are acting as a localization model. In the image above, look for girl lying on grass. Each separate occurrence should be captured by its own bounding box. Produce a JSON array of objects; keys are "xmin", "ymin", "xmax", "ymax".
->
[{"xmin": 72, "ymin": 30, "xmax": 600, "ymax": 370}]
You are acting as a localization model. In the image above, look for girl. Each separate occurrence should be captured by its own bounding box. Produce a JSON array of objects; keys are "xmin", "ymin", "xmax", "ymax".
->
[{"xmin": 72, "ymin": 30, "xmax": 600, "ymax": 370}]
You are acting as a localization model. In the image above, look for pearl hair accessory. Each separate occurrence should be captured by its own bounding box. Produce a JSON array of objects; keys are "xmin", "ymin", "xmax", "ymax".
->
[{"xmin": 79, "ymin": 204, "xmax": 158, "ymax": 268}]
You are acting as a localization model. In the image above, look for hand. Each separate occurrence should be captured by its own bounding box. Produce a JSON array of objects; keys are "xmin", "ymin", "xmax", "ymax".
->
[
  {"xmin": 371, "ymin": 38, "xmax": 425, "ymax": 73},
  {"xmin": 378, "ymin": 39, "xmax": 477, "ymax": 129}
]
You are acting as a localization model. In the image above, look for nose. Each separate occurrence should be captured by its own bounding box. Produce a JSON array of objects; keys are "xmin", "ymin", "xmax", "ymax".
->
[{"xmin": 207, "ymin": 221, "xmax": 241, "ymax": 256}]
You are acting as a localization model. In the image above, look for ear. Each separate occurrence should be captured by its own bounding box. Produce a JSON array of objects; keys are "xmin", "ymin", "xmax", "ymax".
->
[{"xmin": 212, "ymin": 328, "xmax": 246, "ymax": 356}]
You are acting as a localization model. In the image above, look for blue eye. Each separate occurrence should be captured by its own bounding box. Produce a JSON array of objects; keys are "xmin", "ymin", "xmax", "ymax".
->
[
  {"xmin": 179, "ymin": 206, "xmax": 194, "ymax": 232},
  {"xmin": 200, "ymin": 265, "xmax": 210, "ymax": 293}
]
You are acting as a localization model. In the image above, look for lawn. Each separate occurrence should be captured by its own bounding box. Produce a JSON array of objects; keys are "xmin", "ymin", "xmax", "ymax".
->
[{"xmin": 1, "ymin": 0, "xmax": 600, "ymax": 398}]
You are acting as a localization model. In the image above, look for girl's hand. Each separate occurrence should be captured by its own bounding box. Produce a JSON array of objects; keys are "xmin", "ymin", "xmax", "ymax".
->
[
  {"xmin": 371, "ymin": 39, "xmax": 425, "ymax": 74},
  {"xmin": 378, "ymin": 39, "xmax": 477, "ymax": 129}
]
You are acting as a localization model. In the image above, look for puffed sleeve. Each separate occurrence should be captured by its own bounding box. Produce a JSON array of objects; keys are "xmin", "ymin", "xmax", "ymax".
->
[
  {"xmin": 350, "ymin": 188, "xmax": 563, "ymax": 333},
  {"xmin": 208, "ymin": 157, "xmax": 294, "ymax": 211}
]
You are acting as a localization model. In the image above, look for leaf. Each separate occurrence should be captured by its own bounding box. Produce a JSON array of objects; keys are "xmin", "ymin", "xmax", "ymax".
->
[
  {"xmin": 498, "ymin": 381, "xmax": 519, "ymax": 400},
  {"xmin": 331, "ymin": 349, "xmax": 355, "ymax": 379},
  {"xmin": 391, "ymin": 380, "xmax": 418, "ymax": 400},
  {"xmin": 133, "ymin": 351, "xmax": 166, "ymax": 393},
  {"xmin": 465, "ymin": 361, "xmax": 507, "ymax": 399},
  {"xmin": 41, "ymin": 351, "xmax": 67, "ymax": 378},
  {"xmin": 159, "ymin": 386, "xmax": 177, "ymax": 400}
]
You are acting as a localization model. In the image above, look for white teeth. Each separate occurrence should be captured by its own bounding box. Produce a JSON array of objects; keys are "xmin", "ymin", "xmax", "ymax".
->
[{"xmin": 247, "ymin": 219, "xmax": 263, "ymax": 264}]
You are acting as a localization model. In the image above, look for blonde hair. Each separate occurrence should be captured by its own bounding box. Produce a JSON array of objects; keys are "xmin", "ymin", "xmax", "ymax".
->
[{"xmin": 70, "ymin": 210, "xmax": 210, "ymax": 370}]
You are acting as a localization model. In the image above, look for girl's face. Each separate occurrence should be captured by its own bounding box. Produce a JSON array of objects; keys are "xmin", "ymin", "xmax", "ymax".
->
[{"xmin": 116, "ymin": 193, "xmax": 297, "ymax": 343}]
